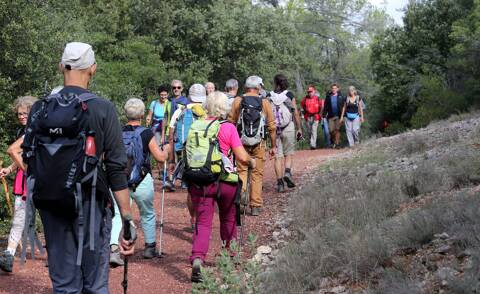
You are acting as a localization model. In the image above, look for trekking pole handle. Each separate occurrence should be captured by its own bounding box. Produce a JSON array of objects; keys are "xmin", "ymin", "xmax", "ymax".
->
[
  {"xmin": 123, "ymin": 219, "xmax": 136, "ymax": 243},
  {"xmin": 123, "ymin": 220, "xmax": 131, "ymax": 241}
]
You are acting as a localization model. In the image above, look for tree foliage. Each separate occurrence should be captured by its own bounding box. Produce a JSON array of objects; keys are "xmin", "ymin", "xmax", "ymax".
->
[{"xmin": 370, "ymin": 0, "xmax": 480, "ymax": 132}]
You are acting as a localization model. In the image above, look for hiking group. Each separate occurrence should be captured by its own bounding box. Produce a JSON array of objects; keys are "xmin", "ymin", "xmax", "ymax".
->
[{"xmin": 0, "ymin": 42, "xmax": 366, "ymax": 292}]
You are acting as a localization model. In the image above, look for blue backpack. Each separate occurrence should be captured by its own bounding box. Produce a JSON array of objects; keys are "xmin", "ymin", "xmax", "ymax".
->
[
  {"xmin": 174, "ymin": 107, "xmax": 197, "ymax": 151},
  {"xmin": 123, "ymin": 126, "xmax": 150, "ymax": 190}
]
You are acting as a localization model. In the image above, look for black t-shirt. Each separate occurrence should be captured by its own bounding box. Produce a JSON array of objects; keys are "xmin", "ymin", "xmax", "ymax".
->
[{"xmin": 122, "ymin": 125, "xmax": 154, "ymax": 174}]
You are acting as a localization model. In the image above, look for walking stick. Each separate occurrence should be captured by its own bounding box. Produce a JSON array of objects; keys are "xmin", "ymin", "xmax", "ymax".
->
[
  {"xmin": 0, "ymin": 160, "xmax": 13, "ymax": 216},
  {"xmin": 158, "ymin": 160, "xmax": 167, "ymax": 257},
  {"xmin": 122, "ymin": 220, "xmax": 132, "ymax": 294},
  {"xmin": 239, "ymin": 166, "xmax": 252, "ymax": 255},
  {"xmin": 1, "ymin": 177, "xmax": 12, "ymax": 216}
]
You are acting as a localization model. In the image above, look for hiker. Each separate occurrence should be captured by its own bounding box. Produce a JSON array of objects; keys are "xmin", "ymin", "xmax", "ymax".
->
[
  {"xmin": 110, "ymin": 98, "xmax": 170, "ymax": 266},
  {"xmin": 340, "ymin": 86, "xmax": 364, "ymax": 147},
  {"xmin": 0, "ymin": 96, "xmax": 37, "ymax": 273},
  {"xmin": 186, "ymin": 91, "xmax": 256, "ymax": 282},
  {"xmin": 146, "ymin": 84, "xmax": 169, "ymax": 146},
  {"xmin": 225, "ymin": 78, "xmax": 239, "ymax": 111},
  {"xmin": 301, "ymin": 85, "xmax": 323, "ymax": 150},
  {"xmin": 228, "ymin": 76, "xmax": 276, "ymax": 216},
  {"xmin": 267, "ymin": 74, "xmax": 302, "ymax": 193},
  {"xmin": 164, "ymin": 79, "xmax": 189, "ymax": 192},
  {"xmin": 323, "ymin": 83, "xmax": 346, "ymax": 148},
  {"xmin": 21, "ymin": 42, "xmax": 135, "ymax": 293},
  {"xmin": 205, "ymin": 81, "xmax": 215, "ymax": 95},
  {"xmin": 168, "ymin": 84, "xmax": 208, "ymax": 229}
]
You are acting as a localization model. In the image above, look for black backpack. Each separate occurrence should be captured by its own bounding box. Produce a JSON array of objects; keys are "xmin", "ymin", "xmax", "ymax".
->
[
  {"xmin": 237, "ymin": 96, "xmax": 266, "ymax": 146},
  {"xmin": 25, "ymin": 92, "xmax": 103, "ymax": 265}
]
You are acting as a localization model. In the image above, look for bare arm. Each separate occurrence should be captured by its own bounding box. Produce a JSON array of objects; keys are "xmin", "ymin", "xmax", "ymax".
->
[
  {"xmin": 146, "ymin": 110, "xmax": 153, "ymax": 127},
  {"xmin": 340, "ymin": 102, "xmax": 346, "ymax": 121},
  {"xmin": 148, "ymin": 137, "xmax": 169, "ymax": 162},
  {"xmin": 359, "ymin": 100, "xmax": 365, "ymax": 122},
  {"xmin": 231, "ymin": 145, "xmax": 255, "ymax": 168},
  {"xmin": 7, "ymin": 137, "xmax": 25, "ymax": 171},
  {"xmin": 291, "ymin": 97, "xmax": 301, "ymax": 132}
]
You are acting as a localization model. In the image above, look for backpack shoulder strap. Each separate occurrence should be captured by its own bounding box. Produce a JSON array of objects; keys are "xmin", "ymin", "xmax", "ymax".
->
[
  {"xmin": 78, "ymin": 92, "xmax": 98, "ymax": 102},
  {"xmin": 203, "ymin": 118, "xmax": 218, "ymax": 137}
]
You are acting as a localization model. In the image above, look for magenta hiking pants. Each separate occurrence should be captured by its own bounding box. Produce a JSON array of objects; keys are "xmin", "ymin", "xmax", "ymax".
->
[{"xmin": 189, "ymin": 182, "xmax": 238, "ymax": 263}]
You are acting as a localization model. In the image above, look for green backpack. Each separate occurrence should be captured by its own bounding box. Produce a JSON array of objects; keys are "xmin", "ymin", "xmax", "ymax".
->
[{"xmin": 183, "ymin": 119, "xmax": 238, "ymax": 187}]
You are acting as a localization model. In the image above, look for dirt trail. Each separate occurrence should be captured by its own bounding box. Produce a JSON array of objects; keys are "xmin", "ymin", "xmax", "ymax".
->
[{"xmin": 0, "ymin": 149, "xmax": 340, "ymax": 294}]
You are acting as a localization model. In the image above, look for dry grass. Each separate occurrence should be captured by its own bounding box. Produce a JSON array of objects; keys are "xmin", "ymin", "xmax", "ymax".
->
[{"xmin": 261, "ymin": 116, "xmax": 480, "ymax": 293}]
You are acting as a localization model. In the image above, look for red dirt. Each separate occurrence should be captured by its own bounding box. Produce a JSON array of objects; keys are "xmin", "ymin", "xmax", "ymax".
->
[{"xmin": 0, "ymin": 149, "xmax": 340, "ymax": 294}]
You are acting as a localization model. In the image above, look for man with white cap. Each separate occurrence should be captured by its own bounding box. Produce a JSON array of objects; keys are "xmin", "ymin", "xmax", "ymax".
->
[
  {"xmin": 21, "ymin": 42, "xmax": 135, "ymax": 293},
  {"xmin": 228, "ymin": 76, "xmax": 276, "ymax": 216},
  {"xmin": 168, "ymin": 83, "xmax": 207, "ymax": 229}
]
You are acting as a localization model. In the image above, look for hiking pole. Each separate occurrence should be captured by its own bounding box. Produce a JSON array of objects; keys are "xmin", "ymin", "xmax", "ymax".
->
[
  {"xmin": 122, "ymin": 220, "xmax": 132, "ymax": 294},
  {"xmin": 158, "ymin": 160, "xmax": 167, "ymax": 257},
  {"xmin": 239, "ymin": 165, "xmax": 253, "ymax": 255}
]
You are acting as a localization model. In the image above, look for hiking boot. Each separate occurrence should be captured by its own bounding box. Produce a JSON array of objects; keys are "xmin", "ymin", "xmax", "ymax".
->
[
  {"xmin": 191, "ymin": 258, "xmax": 203, "ymax": 283},
  {"xmin": 251, "ymin": 207, "xmax": 261, "ymax": 216},
  {"xmin": 283, "ymin": 172, "xmax": 296, "ymax": 188},
  {"xmin": 0, "ymin": 250, "xmax": 14, "ymax": 273},
  {"xmin": 109, "ymin": 248, "xmax": 124, "ymax": 268},
  {"xmin": 143, "ymin": 242, "xmax": 158, "ymax": 259}
]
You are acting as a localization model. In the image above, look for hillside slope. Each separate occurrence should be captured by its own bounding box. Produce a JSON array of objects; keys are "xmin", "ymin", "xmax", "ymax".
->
[{"xmin": 262, "ymin": 114, "xmax": 480, "ymax": 294}]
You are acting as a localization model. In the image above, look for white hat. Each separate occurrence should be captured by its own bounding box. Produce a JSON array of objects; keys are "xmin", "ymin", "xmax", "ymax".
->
[
  {"xmin": 245, "ymin": 76, "xmax": 263, "ymax": 89},
  {"xmin": 189, "ymin": 84, "xmax": 206, "ymax": 103},
  {"xmin": 61, "ymin": 42, "xmax": 96, "ymax": 70}
]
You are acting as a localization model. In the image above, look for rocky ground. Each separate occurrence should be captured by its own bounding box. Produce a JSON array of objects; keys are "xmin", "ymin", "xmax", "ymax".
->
[{"xmin": 260, "ymin": 114, "xmax": 480, "ymax": 294}]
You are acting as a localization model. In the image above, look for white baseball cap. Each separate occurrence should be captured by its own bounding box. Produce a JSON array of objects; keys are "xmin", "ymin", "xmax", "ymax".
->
[
  {"xmin": 189, "ymin": 84, "xmax": 207, "ymax": 103},
  {"xmin": 245, "ymin": 76, "xmax": 263, "ymax": 89},
  {"xmin": 61, "ymin": 42, "xmax": 96, "ymax": 70}
]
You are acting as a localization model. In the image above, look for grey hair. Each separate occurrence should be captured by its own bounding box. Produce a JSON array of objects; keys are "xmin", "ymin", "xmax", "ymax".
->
[
  {"xmin": 348, "ymin": 86, "xmax": 357, "ymax": 97},
  {"xmin": 205, "ymin": 91, "xmax": 229, "ymax": 119},
  {"xmin": 205, "ymin": 81, "xmax": 215, "ymax": 88},
  {"xmin": 124, "ymin": 98, "xmax": 145, "ymax": 121},
  {"xmin": 13, "ymin": 96, "xmax": 38, "ymax": 112},
  {"xmin": 171, "ymin": 79, "xmax": 183, "ymax": 87},
  {"xmin": 225, "ymin": 79, "xmax": 238, "ymax": 91}
]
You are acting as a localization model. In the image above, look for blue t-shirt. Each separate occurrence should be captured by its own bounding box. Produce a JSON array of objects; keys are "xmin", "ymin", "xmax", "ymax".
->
[
  {"xmin": 331, "ymin": 94, "xmax": 338, "ymax": 116},
  {"xmin": 149, "ymin": 100, "xmax": 165, "ymax": 121}
]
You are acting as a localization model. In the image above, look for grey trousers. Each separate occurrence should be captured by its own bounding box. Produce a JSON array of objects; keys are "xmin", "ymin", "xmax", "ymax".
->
[
  {"xmin": 345, "ymin": 117, "xmax": 361, "ymax": 147},
  {"xmin": 40, "ymin": 200, "xmax": 112, "ymax": 294},
  {"xmin": 306, "ymin": 117, "xmax": 319, "ymax": 148}
]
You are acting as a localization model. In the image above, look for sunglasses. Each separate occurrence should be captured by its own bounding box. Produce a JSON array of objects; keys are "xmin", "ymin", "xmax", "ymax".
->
[{"xmin": 172, "ymin": 86, "xmax": 182, "ymax": 90}]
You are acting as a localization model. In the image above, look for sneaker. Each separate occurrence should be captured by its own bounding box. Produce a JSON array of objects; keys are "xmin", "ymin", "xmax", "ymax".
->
[
  {"xmin": 277, "ymin": 179, "xmax": 285, "ymax": 193},
  {"xmin": 143, "ymin": 242, "xmax": 158, "ymax": 259},
  {"xmin": 191, "ymin": 258, "xmax": 203, "ymax": 283},
  {"xmin": 283, "ymin": 172, "xmax": 296, "ymax": 188},
  {"xmin": 251, "ymin": 207, "xmax": 261, "ymax": 216},
  {"xmin": 109, "ymin": 246, "xmax": 124, "ymax": 267},
  {"xmin": 0, "ymin": 250, "xmax": 14, "ymax": 273}
]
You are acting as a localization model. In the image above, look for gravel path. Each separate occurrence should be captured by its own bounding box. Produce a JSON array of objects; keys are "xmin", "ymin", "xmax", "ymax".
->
[{"xmin": 0, "ymin": 149, "xmax": 339, "ymax": 294}]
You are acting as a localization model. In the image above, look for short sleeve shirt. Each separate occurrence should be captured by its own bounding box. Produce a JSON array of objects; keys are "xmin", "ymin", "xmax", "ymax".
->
[
  {"xmin": 217, "ymin": 121, "xmax": 243, "ymax": 157},
  {"xmin": 149, "ymin": 100, "xmax": 165, "ymax": 121}
]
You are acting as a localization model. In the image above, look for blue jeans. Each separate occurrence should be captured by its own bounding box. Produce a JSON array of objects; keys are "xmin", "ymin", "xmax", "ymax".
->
[{"xmin": 110, "ymin": 173, "xmax": 156, "ymax": 245}]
